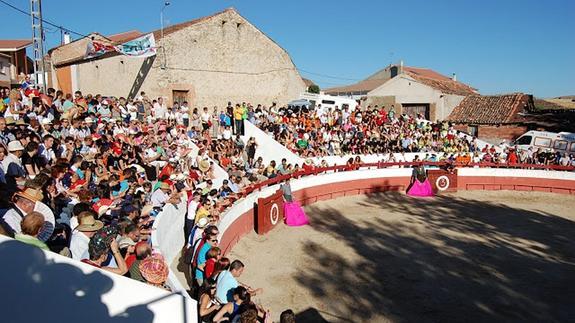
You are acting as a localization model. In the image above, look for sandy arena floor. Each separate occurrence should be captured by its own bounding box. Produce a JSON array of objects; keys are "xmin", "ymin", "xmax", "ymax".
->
[{"xmin": 228, "ymin": 191, "xmax": 575, "ymax": 322}]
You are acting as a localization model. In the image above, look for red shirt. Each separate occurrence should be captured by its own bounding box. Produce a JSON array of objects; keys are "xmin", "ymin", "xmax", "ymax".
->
[
  {"xmin": 159, "ymin": 164, "xmax": 174, "ymax": 180},
  {"xmin": 204, "ymin": 258, "xmax": 217, "ymax": 280}
]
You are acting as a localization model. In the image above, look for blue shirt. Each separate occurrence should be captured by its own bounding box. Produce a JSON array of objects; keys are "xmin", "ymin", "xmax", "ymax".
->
[
  {"xmin": 195, "ymin": 242, "xmax": 212, "ymax": 280},
  {"xmin": 215, "ymin": 270, "xmax": 238, "ymax": 303},
  {"xmin": 112, "ymin": 180, "xmax": 129, "ymax": 197}
]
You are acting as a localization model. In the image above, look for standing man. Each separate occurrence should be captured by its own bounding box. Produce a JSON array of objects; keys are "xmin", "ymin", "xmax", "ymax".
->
[{"xmin": 233, "ymin": 104, "xmax": 245, "ymax": 136}]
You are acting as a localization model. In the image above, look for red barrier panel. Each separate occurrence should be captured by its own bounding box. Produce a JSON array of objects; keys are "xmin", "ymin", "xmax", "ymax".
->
[
  {"xmin": 255, "ymin": 188, "xmax": 284, "ymax": 235},
  {"xmin": 243, "ymin": 161, "xmax": 574, "ymax": 195},
  {"xmin": 428, "ymin": 169, "xmax": 458, "ymax": 193}
]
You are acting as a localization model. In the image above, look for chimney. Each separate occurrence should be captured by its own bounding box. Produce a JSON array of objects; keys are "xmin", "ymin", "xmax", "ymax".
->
[
  {"xmin": 63, "ymin": 32, "xmax": 71, "ymax": 44},
  {"xmin": 399, "ymin": 60, "xmax": 404, "ymax": 73},
  {"xmin": 452, "ymin": 73, "xmax": 457, "ymax": 82}
]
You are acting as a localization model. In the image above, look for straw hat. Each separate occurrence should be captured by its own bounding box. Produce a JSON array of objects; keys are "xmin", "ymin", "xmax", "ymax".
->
[
  {"xmin": 75, "ymin": 215, "xmax": 104, "ymax": 232},
  {"xmin": 15, "ymin": 188, "xmax": 43, "ymax": 203},
  {"xmin": 7, "ymin": 140, "xmax": 25, "ymax": 152},
  {"xmin": 198, "ymin": 159, "xmax": 210, "ymax": 173},
  {"xmin": 139, "ymin": 254, "xmax": 169, "ymax": 284},
  {"xmin": 304, "ymin": 158, "xmax": 314, "ymax": 166},
  {"xmin": 196, "ymin": 217, "xmax": 209, "ymax": 229},
  {"xmin": 15, "ymin": 119, "xmax": 26, "ymax": 126},
  {"xmin": 5, "ymin": 117, "xmax": 15, "ymax": 125}
]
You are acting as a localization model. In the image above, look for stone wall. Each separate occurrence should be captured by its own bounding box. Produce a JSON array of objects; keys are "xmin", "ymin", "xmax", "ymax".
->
[{"xmin": 70, "ymin": 9, "xmax": 304, "ymax": 108}]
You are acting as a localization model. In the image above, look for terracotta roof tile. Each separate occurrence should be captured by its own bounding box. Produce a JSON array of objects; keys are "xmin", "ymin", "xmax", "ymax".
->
[
  {"xmin": 302, "ymin": 78, "xmax": 316, "ymax": 87},
  {"xmin": 107, "ymin": 30, "xmax": 143, "ymax": 43},
  {"xmin": 447, "ymin": 93, "xmax": 534, "ymax": 124},
  {"xmin": 404, "ymin": 67, "xmax": 477, "ymax": 96},
  {"xmin": 0, "ymin": 39, "xmax": 32, "ymax": 51},
  {"xmin": 325, "ymin": 79, "xmax": 387, "ymax": 94}
]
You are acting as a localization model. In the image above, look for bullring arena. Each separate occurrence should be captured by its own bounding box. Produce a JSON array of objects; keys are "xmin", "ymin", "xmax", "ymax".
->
[
  {"xmin": 230, "ymin": 190, "xmax": 575, "ymax": 322},
  {"xmin": 166, "ymin": 165, "xmax": 575, "ymax": 322}
]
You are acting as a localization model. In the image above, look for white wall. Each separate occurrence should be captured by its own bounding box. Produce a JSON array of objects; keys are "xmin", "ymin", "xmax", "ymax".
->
[
  {"xmin": 0, "ymin": 235, "xmax": 197, "ymax": 323},
  {"xmin": 150, "ymin": 195, "xmax": 191, "ymax": 299},
  {"xmin": 0, "ymin": 55, "xmax": 10, "ymax": 85},
  {"xmin": 368, "ymin": 76, "xmax": 465, "ymax": 121},
  {"xmin": 242, "ymin": 121, "xmax": 303, "ymax": 166}
]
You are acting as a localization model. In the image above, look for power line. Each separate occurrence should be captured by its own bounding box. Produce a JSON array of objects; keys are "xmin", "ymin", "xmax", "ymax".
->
[
  {"xmin": 0, "ymin": 0, "xmax": 89, "ymax": 38},
  {"xmin": 297, "ymin": 68, "xmax": 360, "ymax": 81}
]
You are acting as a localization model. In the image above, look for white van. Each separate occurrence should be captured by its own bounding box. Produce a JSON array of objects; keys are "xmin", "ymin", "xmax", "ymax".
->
[
  {"xmin": 512, "ymin": 131, "xmax": 575, "ymax": 153},
  {"xmin": 299, "ymin": 93, "xmax": 359, "ymax": 112}
]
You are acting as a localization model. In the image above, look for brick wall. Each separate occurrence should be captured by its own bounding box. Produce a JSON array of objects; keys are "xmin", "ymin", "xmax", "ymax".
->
[
  {"xmin": 479, "ymin": 125, "xmax": 527, "ymax": 141},
  {"xmin": 453, "ymin": 123, "xmax": 527, "ymax": 142}
]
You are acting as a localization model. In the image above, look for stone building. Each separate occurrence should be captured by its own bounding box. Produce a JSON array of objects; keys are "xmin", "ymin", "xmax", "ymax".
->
[
  {"xmin": 48, "ymin": 8, "xmax": 305, "ymax": 107},
  {"xmin": 325, "ymin": 62, "xmax": 477, "ymax": 121},
  {"xmin": 447, "ymin": 93, "xmax": 536, "ymax": 142}
]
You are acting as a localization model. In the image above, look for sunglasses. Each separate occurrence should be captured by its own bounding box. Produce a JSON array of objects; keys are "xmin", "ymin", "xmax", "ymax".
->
[{"xmin": 210, "ymin": 239, "xmax": 218, "ymax": 243}]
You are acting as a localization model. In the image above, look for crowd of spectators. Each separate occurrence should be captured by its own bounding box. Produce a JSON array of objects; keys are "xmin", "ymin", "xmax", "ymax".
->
[
  {"xmin": 248, "ymin": 103, "xmax": 575, "ymax": 167},
  {"xmin": 0, "ymin": 85, "xmax": 300, "ymax": 322},
  {"xmin": 0, "ymin": 82, "xmax": 573, "ymax": 322}
]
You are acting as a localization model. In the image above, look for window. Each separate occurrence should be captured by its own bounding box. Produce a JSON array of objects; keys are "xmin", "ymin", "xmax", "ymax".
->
[
  {"xmin": 553, "ymin": 140, "xmax": 568, "ymax": 150},
  {"xmin": 321, "ymin": 100, "xmax": 335, "ymax": 105},
  {"xmin": 468, "ymin": 125, "xmax": 478, "ymax": 137},
  {"xmin": 514, "ymin": 135, "xmax": 532, "ymax": 145},
  {"xmin": 533, "ymin": 137, "xmax": 551, "ymax": 147},
  {"xmin": 570, "ymin": 142, "xmax": 575, "ymax": 152},
  {"xmin": 0, "ymin": 61, "xmax": 5, "ymax": 75}
]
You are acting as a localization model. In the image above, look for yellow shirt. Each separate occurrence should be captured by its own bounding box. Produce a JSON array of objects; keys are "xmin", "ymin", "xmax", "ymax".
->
[
  {"xmin": 195, "ymin": 206, "xmax": 210, "ymax": 223},
  {"xmin": 233, "ymin": 106, "xmax": 244, "ymax": 120}
]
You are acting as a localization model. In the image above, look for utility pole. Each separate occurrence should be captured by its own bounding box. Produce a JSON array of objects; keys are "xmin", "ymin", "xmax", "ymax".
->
[
  {"xmin": 160, "ymin": 1, "xmax": 170, "ymax": 69},
  {"xmin": 30, "ymin": 0, "xmax": 47, "ymax": 92}
]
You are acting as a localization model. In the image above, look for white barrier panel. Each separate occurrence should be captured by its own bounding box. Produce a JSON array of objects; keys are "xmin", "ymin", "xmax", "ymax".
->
[
  {"xmin": 243, "ymin": 121, "xmax": 303, "ymax": 166},
  {"xmin": 150, "ymin": 195, "xmax": 192, "ymax": 301},
  {"xmin": 311, "ymin": 152, "xmax": 435, "ymax": 166},
  {"xmin": 0, "ymin": 235, "xmax": 197, "ymax": 323},
  {"xmin": 218, "ymin": 168, "xmax": 412, "ymax": 235}
]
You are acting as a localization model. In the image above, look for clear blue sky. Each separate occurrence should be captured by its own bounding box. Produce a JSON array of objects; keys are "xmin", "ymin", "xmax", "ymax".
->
[{"xmin": 1, "ymin": 0, "xmax": 573, "ymax": 97}]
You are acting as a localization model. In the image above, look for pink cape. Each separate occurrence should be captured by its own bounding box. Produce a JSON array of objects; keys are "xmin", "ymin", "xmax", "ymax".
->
[
  {"xmin": 284, "ymin": 201, "xmax": 310, "ymax": 226},
  {"xmin": 407, "ymin": 179, "xmax": 435, "ymax": 197}
]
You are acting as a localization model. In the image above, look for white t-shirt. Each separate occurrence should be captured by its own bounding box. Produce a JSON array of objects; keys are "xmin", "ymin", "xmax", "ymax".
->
[{"xmin": 151, "ymin": 189, "xmax": 169, "ymax": 207}]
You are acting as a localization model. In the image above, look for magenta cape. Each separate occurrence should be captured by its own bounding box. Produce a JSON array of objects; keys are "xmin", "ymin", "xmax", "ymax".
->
[
  {"xmin": 284, "ymin": 201, "xmax": 310, "ymax": 226},
  {"xmin": 407, "ymin": 179, "xmax": 435, "ymax": 197}
]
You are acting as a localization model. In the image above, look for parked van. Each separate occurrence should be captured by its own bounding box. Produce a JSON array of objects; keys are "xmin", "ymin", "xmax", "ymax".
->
[
  {"xmin": 299, "ymin": 93, "xmax": 359, "ymax": 112},
  {"xmin": 512, "ymin": 131, "xmax": 575, "ymax": 152}
]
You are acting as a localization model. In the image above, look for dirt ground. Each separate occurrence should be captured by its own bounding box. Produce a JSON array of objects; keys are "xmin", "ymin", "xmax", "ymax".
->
[{"xmin": 228, "ymin": 191, "xmax": 575, "ymax": 323}]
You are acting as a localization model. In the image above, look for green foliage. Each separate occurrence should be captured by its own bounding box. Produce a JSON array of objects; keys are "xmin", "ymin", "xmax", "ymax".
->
[{"xmin": 308, "ymin": 84, "xmax": 320, "ymax": 94}]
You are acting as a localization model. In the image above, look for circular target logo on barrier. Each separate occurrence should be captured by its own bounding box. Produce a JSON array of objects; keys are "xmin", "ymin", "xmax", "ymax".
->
[
  {"xmin": 436, "ymin": 175, "xmax": 450, "ymax": 191},
  {"xmin": 270, "ymin": 203, "xmax": 279, "ymax": 225}
]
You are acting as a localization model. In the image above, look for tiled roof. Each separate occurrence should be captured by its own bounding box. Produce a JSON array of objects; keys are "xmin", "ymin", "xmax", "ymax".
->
[
  {"xmin": 325, "ymin": 79, "xmax": 387, "ymax": 94},
  {"xmin": 0, "ymin": 39, "xmax": 32, "ymax": 51},
  {"xmin": 447, "ymin": 93, "xmax": 534, "ymax": 124},
  {"xmin": 108, "ymin": 30, "xmax": 143, "ymax": 43},
  {"xmin": 302, "ymin": 78, "xmax": 315, "ymax": 87},
  {"xmin": 404, "ymin": 66, "xmax": 477, "ymax": 96}
]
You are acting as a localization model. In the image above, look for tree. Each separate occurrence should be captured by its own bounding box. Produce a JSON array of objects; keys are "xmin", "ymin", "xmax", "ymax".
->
[{"xmin": 308, "ymin": 84, "xmax": 320, "ymax": 94}]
